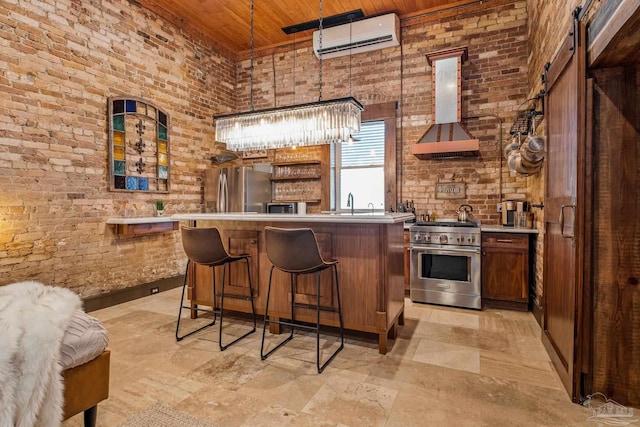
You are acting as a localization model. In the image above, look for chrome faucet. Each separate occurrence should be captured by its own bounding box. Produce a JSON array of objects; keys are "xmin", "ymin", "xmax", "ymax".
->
[
  {"xmin": 368, "ymin": 202, "xmax": 374, "ymax": 214},
  {"xmin": 347, "ymin": 192, "xmax": 354, "ymax": 215}
]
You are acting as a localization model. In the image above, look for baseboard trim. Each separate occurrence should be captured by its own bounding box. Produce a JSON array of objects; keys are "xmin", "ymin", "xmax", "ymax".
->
[
  {"xmin": 83, "ymin": 275, "xmax": 183, "ymax": 312},
  {"xmin": 532, "ymin": 299, "xmax": 543, "ymax": 328}
]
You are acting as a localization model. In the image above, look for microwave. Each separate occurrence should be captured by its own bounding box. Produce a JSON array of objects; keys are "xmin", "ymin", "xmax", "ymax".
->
[{"xmin": 267, "ymin": 202, "xmax": 297, "ymax": 214}]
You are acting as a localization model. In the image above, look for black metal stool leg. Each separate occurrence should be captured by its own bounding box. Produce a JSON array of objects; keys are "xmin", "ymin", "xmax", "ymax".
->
[
  {"xmin": 212, "ymin": 265, "xmax": 218, "ymax": 325},
  {"xmin": 316, "ymin": 270, "xmax": 322, "ymax": 373},
  {"xmin": 317, "ymin": 264, "xmax": 344, "ymax": 373},
  {"xmin": 246, "ymin": 257, "xmax": 257, "ymax": 330},
  {"xmin": 334, "ymin": 264, "xmax": 345, "ymax": 347},
  {"xmin": 176, "ymin": 260, "xmax": 216, "ymax": 341},
  {"xmin": 218, "ymin": 258, "xmax": 257, "ymax": 351},
  {"xmin": 261, "ymin": 266, "xmax": 294, "ymax": 359},
  {"xmin": 290, "ymin": 273, "xmax": 296, "ymax": 331},
  {"xmin": 218, "ymin": 263, "xmax": 226, "ymax": 350}
]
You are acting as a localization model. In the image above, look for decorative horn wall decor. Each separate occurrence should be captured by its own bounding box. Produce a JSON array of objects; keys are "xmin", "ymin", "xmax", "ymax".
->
[{"xmin": 210, "ymin": 151, "xmax": 238, "ymax": 164}]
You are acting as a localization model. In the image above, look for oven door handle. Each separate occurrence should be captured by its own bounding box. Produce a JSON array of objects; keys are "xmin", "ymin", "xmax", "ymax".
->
[{"xmin": 412, "ymin": 247, "xmax": 480, "ymax": 256}]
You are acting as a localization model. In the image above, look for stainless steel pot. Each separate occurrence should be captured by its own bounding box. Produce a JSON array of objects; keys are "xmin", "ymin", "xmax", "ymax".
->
[{"xmin": 456, "ymin": 204, "xmax": 473, "ymax": 222}]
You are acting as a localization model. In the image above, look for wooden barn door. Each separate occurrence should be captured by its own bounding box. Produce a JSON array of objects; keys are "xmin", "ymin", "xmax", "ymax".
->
[{"xmin": 542, "ymin": 12, "xmax": 590, "ymax": 402}]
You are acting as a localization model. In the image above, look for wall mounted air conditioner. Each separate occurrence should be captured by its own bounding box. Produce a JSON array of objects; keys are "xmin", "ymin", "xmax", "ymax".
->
[{"xmin": 312, "ymin": 13, "xmax": 400, "ymax": 59}]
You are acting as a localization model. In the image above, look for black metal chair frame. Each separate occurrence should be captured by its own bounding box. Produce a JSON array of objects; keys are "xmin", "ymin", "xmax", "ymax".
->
[
  {"xmin": 176, "ymin": 228, "xmax": 256, "ymax": 351},
  {"xmin": 260, "ymin": 228, "xmax": 344, "ymax": 373}
]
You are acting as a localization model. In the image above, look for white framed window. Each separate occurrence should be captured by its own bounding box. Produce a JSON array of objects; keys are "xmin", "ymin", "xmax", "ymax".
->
[{"xmin": 330, "ymin": 120, "xmax": 386, "ymax": 211}]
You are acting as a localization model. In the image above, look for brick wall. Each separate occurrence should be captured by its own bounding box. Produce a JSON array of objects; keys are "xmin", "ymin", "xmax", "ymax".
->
[
  {"xmin": 0, "ymin": 0, "xmax": 235, "ymax": 294},
  {"xmin": 0, "ymin": 0, "xmax": 543, "ymax": 296},
  {"xmin": 238, "ymin": 0, "xmax": 531, "ymax": 225}
]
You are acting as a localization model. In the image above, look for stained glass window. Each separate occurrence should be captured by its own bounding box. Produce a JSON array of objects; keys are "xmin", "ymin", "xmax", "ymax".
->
[{"xmin": 108, "ymin": 97, "xmax": 170, "ymax": 192}]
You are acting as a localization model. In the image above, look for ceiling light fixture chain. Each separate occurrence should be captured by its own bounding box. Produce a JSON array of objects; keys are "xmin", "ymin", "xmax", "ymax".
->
[
  {"xmin": 250, "ymin": 0, "xmax": 255, "ymax": 111},
  {"xmin": 213, "ymin": 0, "xmax": 363, "ymax": 151},
  {"xmin": 349, "ymin": 14, "xmax": 353, "ymax": 97},
  {"xmin": 318, "ymin": 0, "xmax": 323, "ymax": 101},
  {"xmin": 293, "ymin": 33, "xmax": 296, "ymax": 105},
  {"xmin": 272, "ymin": 52, "xmax": 277, "ymax": 107}
]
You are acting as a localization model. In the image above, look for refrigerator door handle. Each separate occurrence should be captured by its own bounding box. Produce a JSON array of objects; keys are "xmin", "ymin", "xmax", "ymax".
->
[
  {"xmin": 217, "ymin": 171, "xmax": 225, "ymax": 212},
  {"xmin": 216, "ymin": 171, "xmax": 221, "ymax": 212},
  {"xmin": 221, "ymin": 172, "xmax": 228, "ymax": 212}
]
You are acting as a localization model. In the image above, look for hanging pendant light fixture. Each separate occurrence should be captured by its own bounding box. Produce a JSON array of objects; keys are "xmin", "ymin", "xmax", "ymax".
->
[
  {"xmin": 214, "ymin": 0, "xmax": 364, "ymax": 152},
  {"xmin": 346, "ymin": 13, "xmax": 359, "ymax": 145}
]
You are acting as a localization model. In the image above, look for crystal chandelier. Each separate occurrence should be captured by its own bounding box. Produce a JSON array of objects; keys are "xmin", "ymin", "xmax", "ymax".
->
[{"xmin": 214, "ymin": 0, "xmax": 363, "ymax": 151}]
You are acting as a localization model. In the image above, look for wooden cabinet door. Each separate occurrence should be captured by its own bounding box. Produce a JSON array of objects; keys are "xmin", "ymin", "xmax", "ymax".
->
[
  {"xmin": 542, "ymin": 14, "xmax": 589, "ymax": 402},
  {"xmin": 223, "ymin": 229, "xmax": 259, "ymax": 298},
  {"xmin": 482, "ymin": 251, "xmax": 527, "ymax": 301},
  {"xmin": 481, "ymin": 233, "xmax": 529, "ymax": 309}
]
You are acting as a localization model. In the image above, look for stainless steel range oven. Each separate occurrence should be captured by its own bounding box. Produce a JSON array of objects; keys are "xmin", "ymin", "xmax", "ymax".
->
[{"xmin": 410, "ymin": 220, "xmax": 481, "ymax": 310}]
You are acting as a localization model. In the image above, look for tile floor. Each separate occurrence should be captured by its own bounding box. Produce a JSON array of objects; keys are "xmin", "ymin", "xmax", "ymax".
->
[{"xmin": 63, "ymin": 288, "xmax": 599, "ymax": 426}]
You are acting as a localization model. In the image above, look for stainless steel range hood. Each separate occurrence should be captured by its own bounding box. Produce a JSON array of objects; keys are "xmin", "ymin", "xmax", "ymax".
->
[{"xmin": 412, "ymin": 47, "xmax": 479, "ymax": 159}]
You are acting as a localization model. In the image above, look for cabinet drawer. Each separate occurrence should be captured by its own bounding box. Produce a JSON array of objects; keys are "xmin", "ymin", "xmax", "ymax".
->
[{"xmin": 481, "ymin": 233, "xmax": 528, "ymax": 250}]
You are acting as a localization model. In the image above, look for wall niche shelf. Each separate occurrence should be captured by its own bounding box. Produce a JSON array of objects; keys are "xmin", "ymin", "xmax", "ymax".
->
[
  {"xmin": 108, "ymin": 96, "xmax": 170, "ymax": 193},
  {"xmin": 271, "ymin": 160, "xmax": 322, "ymax": 204},
  {"xmin": 107, "ymin": 217, "xmax": 179, "ymax": 236}
]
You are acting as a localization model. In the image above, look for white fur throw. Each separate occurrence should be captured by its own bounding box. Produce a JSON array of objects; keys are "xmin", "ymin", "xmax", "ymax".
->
[{"xmin": 0, "ymin": 281, "xmax": 81, "ymax": 427}]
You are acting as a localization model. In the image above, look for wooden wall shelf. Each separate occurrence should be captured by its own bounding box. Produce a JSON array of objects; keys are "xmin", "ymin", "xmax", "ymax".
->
[{"xmin": 107, "ymin": 217, "xmax": 179, "ymax": 236}]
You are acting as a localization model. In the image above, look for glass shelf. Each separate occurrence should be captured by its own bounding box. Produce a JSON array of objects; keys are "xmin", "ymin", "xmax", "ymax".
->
[
  {"xmin": 272, "ymin": 199, "xmax": 321, "ymax": 204},
  {"xmin": 270, "ymin": 175, "xmax": 320, "ymax": 181},
  {"xmin": 272, "ymin": 160, "xmax": 321, "ymax": 166}
]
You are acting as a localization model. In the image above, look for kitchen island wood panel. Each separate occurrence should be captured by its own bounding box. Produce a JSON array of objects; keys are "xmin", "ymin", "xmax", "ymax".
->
[{"xmin": 174, "ymin": 213, "xmax": 410, "ymax": 354}]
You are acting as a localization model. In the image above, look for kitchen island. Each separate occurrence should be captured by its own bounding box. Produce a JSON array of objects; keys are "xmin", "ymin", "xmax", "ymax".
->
[{"xmin": 171, "ymin": 212, "xmax": 413, "ymax": 354}]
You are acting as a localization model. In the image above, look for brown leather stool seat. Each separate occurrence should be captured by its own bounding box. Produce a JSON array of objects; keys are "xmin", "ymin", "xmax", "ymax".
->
[
  {"xmin": 261, "ymin": 226, "xmax": 344, "ymax": 373},
  {"xmin": 176, "ymin": 226, "xmax": 256, "ymax": 350}
]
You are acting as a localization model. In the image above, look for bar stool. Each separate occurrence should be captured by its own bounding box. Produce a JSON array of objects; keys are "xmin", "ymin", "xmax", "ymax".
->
[
  {"xmin": 261, "ymin": 226, "xmax": 344, "ymax": 373},
  {"xmin": 176, "ymin": 226, "xmax": 256, "ymax": 351}
]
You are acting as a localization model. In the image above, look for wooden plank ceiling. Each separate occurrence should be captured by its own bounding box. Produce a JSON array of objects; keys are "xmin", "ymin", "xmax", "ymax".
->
[{"xmin": 132, "ymin": 0, "xmax": 480, "ymax": 56}]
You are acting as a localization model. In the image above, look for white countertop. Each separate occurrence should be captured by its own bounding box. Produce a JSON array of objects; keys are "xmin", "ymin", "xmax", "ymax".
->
[
  {"xmin": 171, "ymin": 212, "xmax": 414, "ymax": 224},
  {"xmin": 106, "ymin": 216, "xmax": 179, "ymax": 224},
  {"xmin": 481, "ymin": 225, "xmax": 539, "ymax": 234}
]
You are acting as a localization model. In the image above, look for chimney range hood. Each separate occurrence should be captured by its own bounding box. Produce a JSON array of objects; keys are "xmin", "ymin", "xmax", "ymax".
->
[{"xmin": 412, "ymin": 47, "xmax": 479, "ymax": 159}]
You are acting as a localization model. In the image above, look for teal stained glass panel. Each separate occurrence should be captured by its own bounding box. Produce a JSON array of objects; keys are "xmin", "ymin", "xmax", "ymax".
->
[
  {"xmin": 158, "ymin": 124, "xmax": 167, "ymax": 141},
  {"xmin": 113, "ymin": 115, "xmax": 125, "ymax": 131},
  {"xmin": 113, "ymin": 160, "xmax": 125, "ymax": 175}
]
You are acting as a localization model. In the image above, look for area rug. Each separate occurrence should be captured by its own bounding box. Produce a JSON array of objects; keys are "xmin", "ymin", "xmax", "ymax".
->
[{"xmin": 119, "ymin": 403, "xmax": 220, "ymax": 427}]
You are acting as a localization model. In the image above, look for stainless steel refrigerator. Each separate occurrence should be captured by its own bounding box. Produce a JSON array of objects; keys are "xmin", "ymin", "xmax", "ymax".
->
[{"xmin": 204, "ymin": 166, "xmax": 271, "ymax": 213}]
